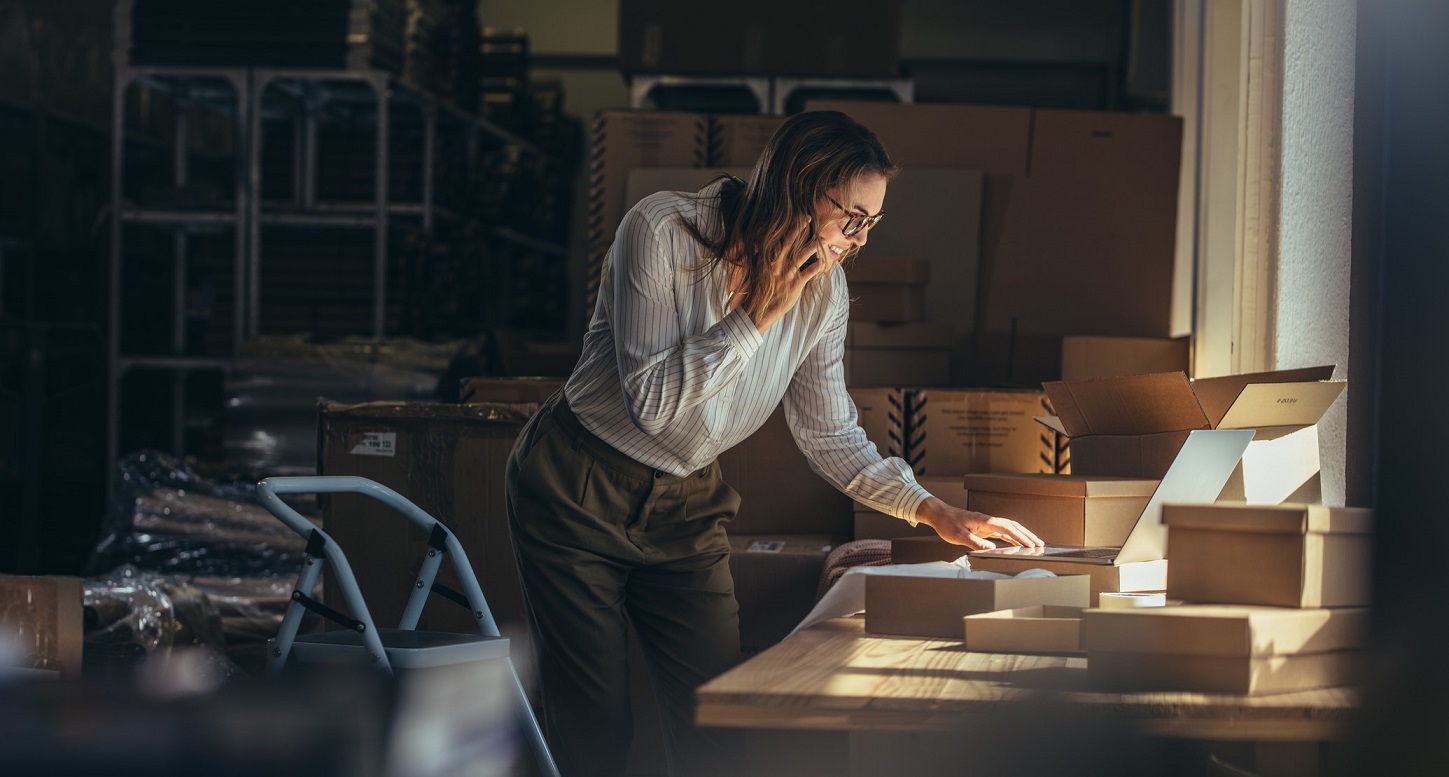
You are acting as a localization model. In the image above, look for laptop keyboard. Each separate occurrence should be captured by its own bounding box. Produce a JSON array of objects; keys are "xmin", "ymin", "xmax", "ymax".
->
[{"xmin": 1041, "ymin": 546, "xmax": 1119, "ymax": 559}]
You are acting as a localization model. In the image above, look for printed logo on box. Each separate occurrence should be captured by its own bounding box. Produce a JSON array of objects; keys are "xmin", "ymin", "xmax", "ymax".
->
[
  {"xmin": 350, "ymin": 432, "xmax": 397, "ymax": 457},
  {"xmin": 747, "ymin": 540, "xmax": 785, "ymax": 553}
]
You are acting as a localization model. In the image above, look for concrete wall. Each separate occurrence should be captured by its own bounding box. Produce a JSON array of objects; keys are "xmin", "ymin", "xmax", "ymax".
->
[{"xmin": 1276, "ymin": 0, "xmax": 1356, "ymax": 505}]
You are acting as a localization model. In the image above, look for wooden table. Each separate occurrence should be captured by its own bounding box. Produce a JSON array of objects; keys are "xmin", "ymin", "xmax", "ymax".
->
[{"xmin": 696, "ymin": 616, "xmax": 1357, "ymax": 777}]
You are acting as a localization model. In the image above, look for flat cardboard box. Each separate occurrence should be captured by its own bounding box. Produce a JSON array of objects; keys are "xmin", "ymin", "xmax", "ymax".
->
[
  {"xmin": 1060, "ymin": 336, "xmax": 1190, "ymax": 381},
  {"xmin": 1084, "ymin": 604, "xmax": 1369, "ymax": 694},
  {"xmin": 586, "ymin": 110, "xmax": 709, "ymax": 309},
  {"xmin": 963, "ymin": 605, "xmax": 1085, "ymax": 655},
  {"xmin": 1083, "ymin": 604, "xmax": 1371, "ymax": 656},
  {"xmin": 963, "ymin": 473, "xmax": 1157, "ymax": 547},
  {"xmin": 853, "ymin": 475, "xmax": 966, "ymax": 540},
  {"xmin": 0, "ymin": 575, "xmax": 83, "ymax": 678},
  {"xmin": 1041, "ymin": 366, "xmax": 1345, "ymax": 504},
  {"xmin": 717, "ymin": 405, "xmax": 853, "ymax": 536},
  {"xmin": 808, "ymin": 102, "xmax": 1184, "ymax": 388},
  {"xmin": 1088, "ymin": 650, "xmax": 1362, "ymax": 696},
  {"xmin": 1164, "ymin": 503, "xmax": 1372, "ymax": 607},
  {"xmin": 844, "ymin": 257, "xmax": 930, "ymax": 323},
  {"xmin": 891, "ymin": 537, "xmax": 1168, "ymax": 599},
  {"xmin": 864, "ymin": 572, "xmax": 1090, "ymax": 638},
  {"xmin": 844, "ymin": 321, "xmax": 952, "ymax": 387},
  {"xmin": 729, "ymin": 535, "xmax": 841, "ymax": 653},
  {"xmin": 318, "ymin": 400, "xmax": 536, "ymax": 634}
]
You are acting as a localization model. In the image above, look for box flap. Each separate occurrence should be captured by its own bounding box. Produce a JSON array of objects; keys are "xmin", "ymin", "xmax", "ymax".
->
[
  {"xmin": 1213, "ymin": 381, "xmax": 1347, "ymax": 430},
  {"xmin": 962, "ymin": 473, "xmax": 1158, "ymax": 498},
  {"xmin": 1163, "ymin": 503, "xmax": 1373, "ymax": 535},
  {"xmin": 1034, "ymin": 415, "xmax": 1068, "ymax": 436},
  {"xmin": 1042, "ymin": 372, "xmax": 1208, "ymax": 437},
  {"xmin": 1189, "ymin": 365, "xmax": 1337, "ymax": 427},
  {"xmin": 845, "ymin": 256, "xmax": 931, "ymax": 284},
  {"xmin": 846, "ymin": 321, "xmax": 953, "ymax": 349}
]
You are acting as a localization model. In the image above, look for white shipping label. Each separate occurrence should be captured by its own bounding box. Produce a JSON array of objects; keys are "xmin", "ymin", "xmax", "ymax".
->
[
  {"xmin": 350, "ymin": 432, "xmax": 397, "ymax": 457},
  {"xmin": 747, "ymin": 540, "xmax": 785, "ymax": 553}
]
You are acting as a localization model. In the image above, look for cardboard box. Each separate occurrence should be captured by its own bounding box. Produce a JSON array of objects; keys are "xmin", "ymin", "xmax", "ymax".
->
[
  {"xmin": 318, "ymin": 400, "xmax": 535, "ymax": 635},
  {"xmin": 913, "ymin": 389, "xmax": 1057, "ymax": 476},
  {"xmin": 963, "ymin": 605, "xmax": 1085, "ymax": 655},
  {"xmin": 891, "ymin": 537, "xmax": 1169, "ymax": 598},
  {"xmin": 963, "ymin": 473, "xmax": 1158, "ymax": 547},
  {"xmin": 717, "ymin": 405, "xmax": 853, "ymax": 536},
  {"xmin": 459, "ymin": 377, "xmax": 564, "ymax": 404},
  {"xmin": 865, "ymin": 572, "xmax": 1090, "ymax": 638},
  {"xmin": 729, "ymin": 535, "xmax": 841, "ymax": 653},
  {"xmin": 709, "ymin": 115, "xmax": 785, "ymax": 166},
  {"xmin": 1084, "ymin": 605, "xmax": 1369, "ymax": 694},
  {"xmin": 586, "ymin": 111, "xmax": 709, "ymax": 310},
  {"xmin": 622, "ymin": 166, "xmax": 753, "ymax": 215},
  {"xmin": 852, "ymin": 475, "xmax": 966, "ymax": 540},
  {"xmin": 1060, "ymin": 336, "xmax": 1190, "ymax": 381},
  {"xmin": 619, "ymin": 0, "xmax": 902, "ymax": 77},
  {"xmin": 807, "ymin": 102, "xmax": 1184, "ymax": 388},
  {"xmin": 855, "ymin": 168, "xmax": 985, "ymax": 384},
  {"xmin": 851, "ymin": 388, "xmax": 1056, "ymax": 476},
  {"xmin": 844, "ymin": 257, "xmax": 929, "ymax": 323},
  {"xmin": 0, "ymin": 575, "xmax": 83, "ymax": 678},
  {"xmin": 1042, "ymin": 366, "xmax": 1345, "ymax": 504},
  {"xmin": 844, "ymin": 321, "xmax": 951, "ymax": 387},
  {"xmin": 1164, "ymin": 503, "xmax": 1372, "ymax": 608}
]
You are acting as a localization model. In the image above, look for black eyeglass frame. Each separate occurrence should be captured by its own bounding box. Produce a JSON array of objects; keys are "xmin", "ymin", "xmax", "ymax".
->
[{"xmin": 823, "ymin": 194, "xmax": 885, "ymax": 237}]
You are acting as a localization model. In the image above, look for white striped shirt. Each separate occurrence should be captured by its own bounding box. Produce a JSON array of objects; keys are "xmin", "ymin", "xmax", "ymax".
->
[{"xmin": 564, "ymin": 183, "xmax": 932, "ymax": 525}]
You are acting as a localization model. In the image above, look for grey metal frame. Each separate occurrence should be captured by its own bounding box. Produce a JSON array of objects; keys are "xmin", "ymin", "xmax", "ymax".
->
[{"xmin": 255, "ymin": 475, "xmax": 559, "ymax": 777}]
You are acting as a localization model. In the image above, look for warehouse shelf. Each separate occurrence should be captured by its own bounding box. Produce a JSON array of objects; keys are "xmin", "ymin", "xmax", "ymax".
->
[
  {"xmin": 627, "ymin": 74, "xmax": 772, "ymax": 114},
  {"xmin": 771, "ymin": 76, "xmax": 914, "ymax": 115},
  {"xmin": 108, "ymin": 63, "xmax": 573, "ymax": 471}
]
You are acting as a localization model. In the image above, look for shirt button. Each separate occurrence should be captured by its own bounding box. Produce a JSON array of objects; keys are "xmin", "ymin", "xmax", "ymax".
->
[{"xmin": 654, "ymin": 470, "xmax": 665, "ymax": 479}]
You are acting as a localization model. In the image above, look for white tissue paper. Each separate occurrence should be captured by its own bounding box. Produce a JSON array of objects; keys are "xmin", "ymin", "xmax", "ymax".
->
[{"xmin": 790, "ymin": 554, "xmax": 1057, "ymax": 635}]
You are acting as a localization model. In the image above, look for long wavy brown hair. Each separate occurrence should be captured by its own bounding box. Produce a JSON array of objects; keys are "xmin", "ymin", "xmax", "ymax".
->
[{"xmin": 684, "ymin": 111, "xmax": 897, "ymax": 321}]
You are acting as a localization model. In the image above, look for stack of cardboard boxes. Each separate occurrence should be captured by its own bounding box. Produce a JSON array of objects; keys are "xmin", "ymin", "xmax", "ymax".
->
[{"xmin": 1084, "ymin": 502, "xmax": 1372, "ymax": 695}]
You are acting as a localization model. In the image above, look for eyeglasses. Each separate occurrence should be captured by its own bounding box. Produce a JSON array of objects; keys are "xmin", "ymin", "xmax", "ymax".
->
[{"xmin": 824, "ymin": 194, "xmax": 885, "ymax": 237}]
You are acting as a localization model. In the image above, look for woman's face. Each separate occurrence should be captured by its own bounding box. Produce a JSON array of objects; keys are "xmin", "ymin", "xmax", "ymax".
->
[{"xmin": 811, "ymin": 174, "xmax": 888, "ymax": 272}]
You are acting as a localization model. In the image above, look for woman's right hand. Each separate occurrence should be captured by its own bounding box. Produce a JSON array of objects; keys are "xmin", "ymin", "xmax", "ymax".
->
[{"xmin": 746, "ymin": 221, "xmax": 825, "ymax": 333}]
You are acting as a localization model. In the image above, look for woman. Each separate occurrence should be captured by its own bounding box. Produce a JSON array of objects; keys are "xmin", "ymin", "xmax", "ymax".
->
[{"xmin": 505, "ymin": 110, "xmax": 1043, "ymax": 777}]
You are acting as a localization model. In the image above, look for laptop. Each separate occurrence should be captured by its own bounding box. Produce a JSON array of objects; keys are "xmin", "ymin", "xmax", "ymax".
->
[{"xmin": 969, "ymin": 428, "xmax": 1255, "ymax": 566}]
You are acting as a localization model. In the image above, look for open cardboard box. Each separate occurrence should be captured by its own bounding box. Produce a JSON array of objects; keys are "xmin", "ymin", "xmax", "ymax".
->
[
  {"xmin": 865, "ymin": 572, "xmax": 1089, "ymax": 639},
  {"xmin": 1038, "ymin": 366, "xmax": 1345, "ymax": 504},
  {"xmin": 1164, "ymin": 503, "xmax": 1372, "ymax": 608},
  {"xmin": 963, "ymin": 605, "xmax": 1085, "ymax": 655},
  {"xmin": 1084, "ymin": 604, "xmax": 1369, "ymax": 695},
  {"xmin": 963, "ymin": 473, "xmax": 1158, "ymax": 547}
]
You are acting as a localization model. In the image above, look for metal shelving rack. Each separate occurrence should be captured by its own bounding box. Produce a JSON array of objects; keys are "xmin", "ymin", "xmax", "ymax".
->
[
  {"xmin": 625, "ymin": 74, "xmax": 914, "ymax": 115},
  {"xmin": 107, "ymin": 64, "xmax": 566, "ymax": 470}
]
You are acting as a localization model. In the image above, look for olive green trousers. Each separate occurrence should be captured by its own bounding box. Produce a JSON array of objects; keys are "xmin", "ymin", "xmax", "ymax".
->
[{"xmin": 506, "ymin": 391, "xmax": 748, "ymax": 777}]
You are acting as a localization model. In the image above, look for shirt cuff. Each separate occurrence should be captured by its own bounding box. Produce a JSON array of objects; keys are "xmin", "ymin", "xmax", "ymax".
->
[
  {"xmin": 721, "ymin": 307, "xmax": 764, "ymax": 358},
  {"xmin": 895, "ymin": 481, "xmax": 933, "ymax": 527}
]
